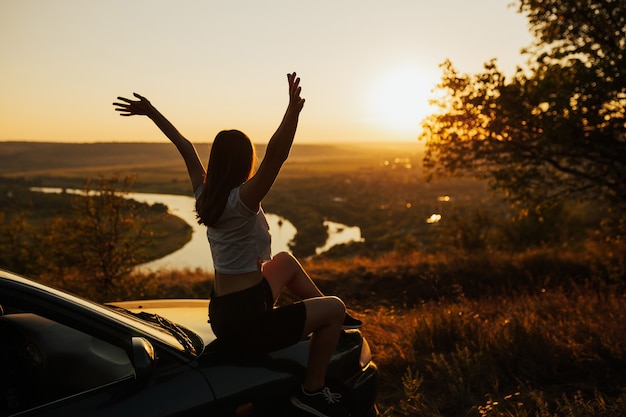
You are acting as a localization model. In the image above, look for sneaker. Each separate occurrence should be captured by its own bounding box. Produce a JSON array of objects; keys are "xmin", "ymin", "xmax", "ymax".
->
[
  {"xmin": 290, "ymin": 386, "xmax": 350, "ymax": 417},
  {"xmin": 342, "ymin": 312, "xmax": 362, "ymax": 329}
]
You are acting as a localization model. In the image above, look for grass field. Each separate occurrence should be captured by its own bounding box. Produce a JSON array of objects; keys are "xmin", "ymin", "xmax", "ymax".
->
[
  {"xmin": 117, "ymin": 245, "xmax": 626, "ymax": 417},
  {"xmin": 1, "ymin": 141, "xmax": 625, "ymax": 416}
]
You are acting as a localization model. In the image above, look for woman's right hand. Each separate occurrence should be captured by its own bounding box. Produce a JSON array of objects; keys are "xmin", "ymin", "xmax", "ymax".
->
[{"xmin": 113, "ymin": 93, "xmax": 155, "ymax": 117}]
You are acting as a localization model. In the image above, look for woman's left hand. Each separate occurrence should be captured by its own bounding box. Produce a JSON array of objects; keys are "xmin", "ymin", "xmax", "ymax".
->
[{"xmin": 286, "ymin": 72, "xmax": 305, "ymax": 115}]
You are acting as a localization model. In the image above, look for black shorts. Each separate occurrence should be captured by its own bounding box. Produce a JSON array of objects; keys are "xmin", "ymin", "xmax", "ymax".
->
[{"xmin": 209, "ymin": 277, "xmax": 306, "ymax": 353}]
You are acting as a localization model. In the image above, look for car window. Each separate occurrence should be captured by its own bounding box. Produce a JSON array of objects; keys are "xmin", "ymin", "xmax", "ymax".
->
[{"xmin": 0, "ymin": 307, "xmax": 135, "ymax": 415}]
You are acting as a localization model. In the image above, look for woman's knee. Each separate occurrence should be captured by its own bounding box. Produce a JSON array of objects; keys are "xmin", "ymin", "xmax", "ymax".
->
[
  {"xmin": 265, "ymin": 252, "xmax": 296, "ymax": 274},
  {"xmin": 322, "ymin": 296, "xmax": 346, "ymax": 322},
  {"xmin": 303, "ymin": 296, "xmax": 346, "ymax": 329},
  {"xmin": 273, "ymin": 251, "xmax": 292, "ymax": 261},
  {"xmin": 273, "ymin": 251, "xmax": 298, "ymax": 268},
  {"xmin": 332, "ymin": 294, "xmax": 346, "ymax": 308}
]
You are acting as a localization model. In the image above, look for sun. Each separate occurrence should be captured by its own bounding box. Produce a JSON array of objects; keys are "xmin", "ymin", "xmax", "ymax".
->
[{"xmin": 366, "ymin": 67, "xmax": 438, "ymax": 134}]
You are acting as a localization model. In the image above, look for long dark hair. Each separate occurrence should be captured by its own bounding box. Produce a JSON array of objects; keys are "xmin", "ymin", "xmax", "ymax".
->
[{"xmin": 196, "ymin": 130, "xmax": 255, "ymax": 226}]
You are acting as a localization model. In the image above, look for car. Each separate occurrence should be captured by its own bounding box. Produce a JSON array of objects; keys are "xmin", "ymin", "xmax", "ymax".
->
[{"xmin": 0, "ymin": 269, "xmax": 378, "ymax": 417}]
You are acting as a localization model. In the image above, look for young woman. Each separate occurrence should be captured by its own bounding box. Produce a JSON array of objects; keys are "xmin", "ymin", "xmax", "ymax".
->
[{"xmin": 113, "ymin": 73, "xmax": 360, "ymax": 417}]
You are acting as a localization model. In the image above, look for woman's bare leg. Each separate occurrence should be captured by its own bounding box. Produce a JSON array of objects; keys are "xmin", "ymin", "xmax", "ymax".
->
[
  {"xmin": 263, "ymin": 252, "xmax": 355, "ymax": 390},
  {"xmin": 300, "ymin": 296, "xmax": 346, "ymax": 392},
  {"xmin": 262, "ymin": 251, "xmax": 324, "ymax": 301}
]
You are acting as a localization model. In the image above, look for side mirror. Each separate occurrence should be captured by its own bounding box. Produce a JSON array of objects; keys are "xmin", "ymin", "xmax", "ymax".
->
[{"xmin": 131, "ymin": 337, "xmax": 156, "ymax": 383}]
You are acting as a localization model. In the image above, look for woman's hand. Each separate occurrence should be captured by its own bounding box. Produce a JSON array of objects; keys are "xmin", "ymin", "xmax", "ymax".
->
[
  {"xmin": 112, "ymin": 93, "xmax": 155, "ymax": 117},
  {"xmin": 286, "ymin": 72, "xmax": 305, "ymax": 115}
]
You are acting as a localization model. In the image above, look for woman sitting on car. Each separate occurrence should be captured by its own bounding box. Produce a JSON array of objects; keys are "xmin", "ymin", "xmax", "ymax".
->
[{"xmin": 113, "ymin": 72, "xmax": 361, "ymax": 417}]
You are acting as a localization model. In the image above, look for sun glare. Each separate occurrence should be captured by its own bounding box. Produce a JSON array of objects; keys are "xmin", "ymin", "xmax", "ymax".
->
[{"xmin": 367, "ymin": 68, "xmax": 437, "ymax": 134}]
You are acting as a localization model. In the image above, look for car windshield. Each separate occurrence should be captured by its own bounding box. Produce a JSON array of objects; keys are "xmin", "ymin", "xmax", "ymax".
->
[
  {"xmin": 93, "ymin": 303, "xmax": 203, "ymax": 356},
  {"xmin": 109, "ymin": 307, "xmax": 199, "ymax": 355},
  {"xmin": 80, "ymin": 304, "xmax": 200, "ymax": 356}
]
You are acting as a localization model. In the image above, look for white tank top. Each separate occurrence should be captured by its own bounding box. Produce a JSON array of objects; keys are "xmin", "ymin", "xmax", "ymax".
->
[{"xmin": 195, "ymin": 185, "xmax": 271, "ymax": 274}]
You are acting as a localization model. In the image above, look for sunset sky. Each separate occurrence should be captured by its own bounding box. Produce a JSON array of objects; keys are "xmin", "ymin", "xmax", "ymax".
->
[{"xmin": 1, "ymin": 0, "xmax": 533, "ymax": 144}]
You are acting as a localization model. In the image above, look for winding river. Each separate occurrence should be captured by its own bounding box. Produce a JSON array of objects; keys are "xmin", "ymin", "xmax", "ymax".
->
[
  {"xmin": 32, "ymin": 188, "xmax": 363, "ymax": 273},
  {"xmin": 131, "ymin": 193, "xmax": 299, "ymax": 273}
]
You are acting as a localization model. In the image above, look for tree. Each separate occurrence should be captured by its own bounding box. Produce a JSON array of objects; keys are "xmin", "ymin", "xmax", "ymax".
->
[
  {"xmin": 0, "ymin": 177, "xmax": 177, "ymax": 301},
  {"xmin": 47, "ymin": 175, "xmax": 161, "ymax": 301},
  {"xmin": 419, "ymin": 0, "xmax": 625, "ymax": 233}
]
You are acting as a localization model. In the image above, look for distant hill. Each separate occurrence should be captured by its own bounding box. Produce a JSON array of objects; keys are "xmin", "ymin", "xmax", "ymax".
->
[
  {"xmin": 0, "ymin": 142, "xmax": 202, "ymax": 175},
  {"xmin": 0, "ymin": 141, "xmax": 423, "ymax": 180}
]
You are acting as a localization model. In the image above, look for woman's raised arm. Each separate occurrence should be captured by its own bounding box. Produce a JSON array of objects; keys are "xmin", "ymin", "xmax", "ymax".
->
[
  {"xmin": 113, "ymin": 93, "xmax": 206, "ymax": 192},
  {"xmin": 240, "ymin": 72, "xmax": 305, "ymax": 210}
]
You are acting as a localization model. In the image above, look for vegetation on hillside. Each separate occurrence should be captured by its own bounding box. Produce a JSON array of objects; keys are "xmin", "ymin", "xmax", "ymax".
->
[
  {"xmin": 1, "ymin": 137, "xmax": 623, "ymax": 416},
  {"xmin": 309, "ymin": 246, "xmax": 626, "ymax": 417},
  {"xmin": 0, "ymin": 175, "xmax": 191, "ymax": 301},
  {"xmin": 29, "ymin": 243, "xmax": 621, "ymax": 417}
]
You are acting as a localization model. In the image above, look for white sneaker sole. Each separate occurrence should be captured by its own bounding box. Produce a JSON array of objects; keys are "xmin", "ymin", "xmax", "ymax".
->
[{"xmin": 290, "ymin": 396, "xmax": 334, "ymax": 417}]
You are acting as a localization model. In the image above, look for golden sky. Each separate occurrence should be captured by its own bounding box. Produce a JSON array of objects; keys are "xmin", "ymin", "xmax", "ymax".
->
[{"xmin": 0, "ymin": 0, "xmax": 533, "ymax": 144}]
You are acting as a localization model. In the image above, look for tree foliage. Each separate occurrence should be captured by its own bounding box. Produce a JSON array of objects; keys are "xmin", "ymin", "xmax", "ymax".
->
[
  {"xmin": 419, "ymin": 0, "xmax": 625, "ymax": 231},
  {"xmin": 0, "ymin": 176, "xmax": 163, "ymax": 301},
  {"xmin": 45, "ymin": 175, "xmax": 159, "ymax": 300}
]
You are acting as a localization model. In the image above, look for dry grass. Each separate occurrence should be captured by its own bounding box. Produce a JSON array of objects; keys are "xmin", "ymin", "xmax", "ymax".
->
[
  {"xmin": 131, "ymin": 242, "xmax": 626, "ymax": 416},
  {"xmin": 304, "ymin": 245, "xmax": 626, "ymax": 416}
]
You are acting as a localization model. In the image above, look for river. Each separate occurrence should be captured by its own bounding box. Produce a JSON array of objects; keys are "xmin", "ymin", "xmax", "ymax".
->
[{"xmin": 31, "ymin": 188, "xmax": 363, "ymax": 273}]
